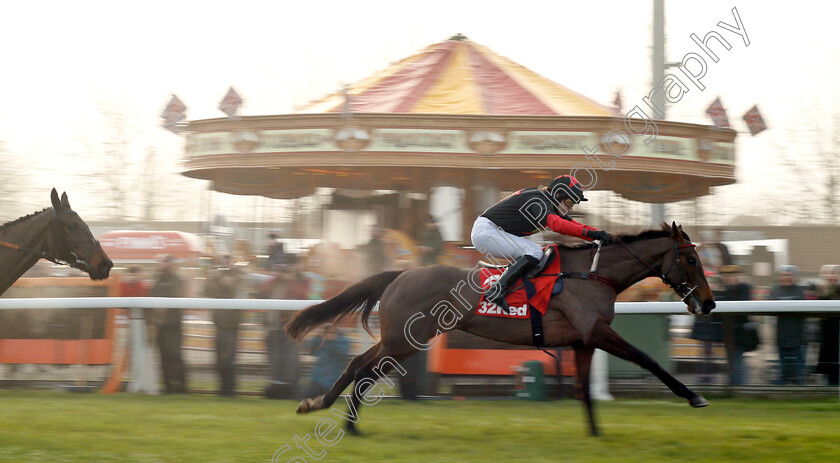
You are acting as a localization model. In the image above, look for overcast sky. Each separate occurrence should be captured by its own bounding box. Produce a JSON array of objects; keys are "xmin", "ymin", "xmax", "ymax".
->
[{"xmin": 1, "ymin": 1, "xmax": 838, "ymax": 225}]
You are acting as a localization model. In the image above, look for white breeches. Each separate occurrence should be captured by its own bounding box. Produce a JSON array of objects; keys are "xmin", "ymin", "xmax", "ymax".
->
[{"xmin": 470, "ymin": 216, "xmax": 544, "ymax": 261}]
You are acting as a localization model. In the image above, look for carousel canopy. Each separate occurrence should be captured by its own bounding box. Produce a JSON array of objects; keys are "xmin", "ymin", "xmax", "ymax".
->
[
  {"xmin": 298, "ymin": 34, "xmax": 617, "ymax": 116},
  {"xmin": 183, "ymin": 35, "xmax": 736, "ymax": 208}
]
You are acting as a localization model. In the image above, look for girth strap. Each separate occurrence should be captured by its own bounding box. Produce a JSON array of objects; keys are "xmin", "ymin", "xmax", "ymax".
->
[
  {"xmin": 522, "ymin": 276, "xmax": 544, "ymax": 348},
  {"xmin": 523, "ymin": 271, "xmax": 567, "ymax": 368}
]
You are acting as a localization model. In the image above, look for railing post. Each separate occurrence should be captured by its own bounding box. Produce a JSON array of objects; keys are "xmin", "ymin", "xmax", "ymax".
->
[
  {"xmin": 591, "ymin": 348, "xmax": 613, "ymax": 401},
  {"xmin": 127, "ymin": 306, "xmax": 157, "ymax": 394}
]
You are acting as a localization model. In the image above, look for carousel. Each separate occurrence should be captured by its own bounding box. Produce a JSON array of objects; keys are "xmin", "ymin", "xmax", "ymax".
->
[{"xmin": 181, "ymin": 35, "xmax": 736, "ymax": 240}]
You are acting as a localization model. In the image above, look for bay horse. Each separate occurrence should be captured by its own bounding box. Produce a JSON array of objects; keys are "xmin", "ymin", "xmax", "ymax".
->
[
  {"xmin": 0, "ymin": 189, "xmax": 113, "ymax": 295},
  {"xmin": 285, "ymin": 223, "xmax": 715, "ymax": 436}
]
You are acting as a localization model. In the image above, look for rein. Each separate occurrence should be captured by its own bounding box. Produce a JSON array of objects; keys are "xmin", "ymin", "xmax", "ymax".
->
[
  {"xmin": 539, "ymin": 237, "xmax": 698, "ymax": 297},
  {"xmin": 0, "ymin": 239, "xmax": 58, "ymax": 262},
  {"xmin": 553, "ymin": 271, "xmax": 622, "ymax": 292}
]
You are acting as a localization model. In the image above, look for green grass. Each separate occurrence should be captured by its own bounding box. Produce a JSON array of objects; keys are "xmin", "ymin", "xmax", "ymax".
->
[{"xmin": 0, "ymin": 391, "xmax": 838, "ymax": 462}]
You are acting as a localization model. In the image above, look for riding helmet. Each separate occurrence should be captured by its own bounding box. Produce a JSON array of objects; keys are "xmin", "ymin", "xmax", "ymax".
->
[{"xmin": 548, "ymin": 175, "xmax": 587, "ymax": 203}]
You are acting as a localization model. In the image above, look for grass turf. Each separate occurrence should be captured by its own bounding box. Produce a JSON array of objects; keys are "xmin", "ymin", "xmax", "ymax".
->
[{"xmin": 0, "ymin": 391, "xmax": 838, "ymax": 462}]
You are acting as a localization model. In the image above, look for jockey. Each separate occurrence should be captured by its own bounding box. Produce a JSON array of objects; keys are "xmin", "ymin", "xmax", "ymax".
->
[{"xmin": 471, "ymin": 175, "xmax": 613, "ymax": 310}]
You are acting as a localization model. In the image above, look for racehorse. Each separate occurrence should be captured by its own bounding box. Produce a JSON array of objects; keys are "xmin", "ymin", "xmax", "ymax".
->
[
  {"xmin": 286, "ymin": 223, "xmax": 715, "ymax": 436},
  {"xmin": 0, "ymin": 189, "xmax": 112, "ymax": 295}
]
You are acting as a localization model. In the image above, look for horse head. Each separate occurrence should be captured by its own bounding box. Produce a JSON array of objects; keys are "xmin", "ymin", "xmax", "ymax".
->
[
  {"xmin": 49, "ymin": 188, "xmax": 113, "ymax": 280},
  {"xmin": 661, "ymin": 222, "xmax": 716, "ymax": 315}
]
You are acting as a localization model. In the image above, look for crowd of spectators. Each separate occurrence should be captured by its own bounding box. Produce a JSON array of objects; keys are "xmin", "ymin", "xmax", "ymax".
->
[
  {"xmin": 110, "ymin": 223, "xmax": 443, "ymax": 399},
  {"xmin": 683, "ymin": 233, "xmax": 840, "ymax": 387},
  {"xmin": 108, "ymin": 224, "xmax": 839, "ymax": 396}
]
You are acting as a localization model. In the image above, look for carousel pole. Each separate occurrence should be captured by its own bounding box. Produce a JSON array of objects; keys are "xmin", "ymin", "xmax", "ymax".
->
[
  {"xmin": 650, "ymin": 0, "xmax": 667, "ymax": 226},
  {"xmin": 461, "ymin": 171, "xmax": 476, "ymax": 244},
  {"xmin": 418, "ymin": 172, "xmax": 433, "ymax": 237}
]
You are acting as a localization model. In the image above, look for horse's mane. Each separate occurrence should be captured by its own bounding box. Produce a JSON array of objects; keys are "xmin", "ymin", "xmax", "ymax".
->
[
  {"xmin": 553, "ymin": 223, "xmax": 691, "ymax": 250},
  {"xmin": 0, "ymin": 208, "xmax": 50, "ymax": 234}
]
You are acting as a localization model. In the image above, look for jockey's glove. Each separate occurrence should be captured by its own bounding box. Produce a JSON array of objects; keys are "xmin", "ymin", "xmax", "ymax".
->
[{"xmin": 586, "ymin": 229, "xmax": 613, "ymax": 243}]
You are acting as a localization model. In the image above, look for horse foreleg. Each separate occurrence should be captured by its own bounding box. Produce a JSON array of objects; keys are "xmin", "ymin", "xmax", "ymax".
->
[
  {"xmin": 591, "ymin": 321, "xmax": 708, "ymax": 408},
  {"xmin": 297, "ymin": 343, "xmax": 382, "ymax": 414},
  {"xmin": 572, "ymin": 343, "xmax": 599, "ymax": 436}
]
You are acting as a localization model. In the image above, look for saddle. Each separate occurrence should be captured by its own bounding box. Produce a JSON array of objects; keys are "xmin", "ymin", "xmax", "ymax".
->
[
  {"xmin": 476, "ymin": 246, "xmax": 562, "ymax": 320},
  {"xmin": 479, "ymin": 246, "xmax": 556, "ymax": 277}
]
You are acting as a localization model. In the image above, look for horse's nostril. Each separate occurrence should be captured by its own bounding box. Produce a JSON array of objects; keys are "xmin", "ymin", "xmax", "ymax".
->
[{"xmin": 702, "ymin": 300, "xmax": 716, "ymax": 314}]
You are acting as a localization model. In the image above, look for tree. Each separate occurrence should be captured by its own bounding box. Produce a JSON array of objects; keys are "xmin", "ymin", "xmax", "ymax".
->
[{"xmin": 0, "ymin": 141, "xmax": 23, "ymax": 219}]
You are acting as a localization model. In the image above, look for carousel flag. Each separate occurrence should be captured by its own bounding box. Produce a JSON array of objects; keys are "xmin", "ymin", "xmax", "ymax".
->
[
  {"xmin": 219, "ymin": 87, "xmax": 243, "ymax": 117},
  {"xmin": 161, "ymin": 95, "xmax": 187, "ymax": 134},
  {"xmin": 742, "ymin": 105, "xmax": 767, "ymax": 136},
  {"xmin": 706, "ymin": 97, "xmax": 730, "ymax": 128}
]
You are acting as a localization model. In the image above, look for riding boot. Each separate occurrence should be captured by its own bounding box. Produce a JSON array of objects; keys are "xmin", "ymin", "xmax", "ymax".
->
[{"xmin": 486, "ymin": 255, "xmax": 540, "ymax": 313}]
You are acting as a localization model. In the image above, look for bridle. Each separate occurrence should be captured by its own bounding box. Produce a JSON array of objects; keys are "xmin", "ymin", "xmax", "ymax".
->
[
  {"xmin": 0, "ymin": 214, "xmax": 97, "ymax": 271},
  {"xmin": 616, "ymin": 238, "xmax": 699, "ymax": 303}
]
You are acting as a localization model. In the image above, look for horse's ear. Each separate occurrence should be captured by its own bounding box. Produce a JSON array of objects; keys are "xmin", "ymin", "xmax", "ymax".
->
[
  {"xmin": 50, "ymin": 188, "xmax": 65, "ymax": 214},
  {"xmin": 60, "ymin": 191, "xmax": 71, "ymax": 209},
  {"xmin": 671, "ymin": 221, "xmax": 678, "ymax": 236}
]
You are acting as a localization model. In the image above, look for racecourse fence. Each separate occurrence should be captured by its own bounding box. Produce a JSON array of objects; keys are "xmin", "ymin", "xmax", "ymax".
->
[{"xmin": 0, "ymin": 298, "xmax": 838, "ymax": 398}]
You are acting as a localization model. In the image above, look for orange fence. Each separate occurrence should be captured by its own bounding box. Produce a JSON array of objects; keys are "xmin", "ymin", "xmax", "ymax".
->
[
  {"xmin": 0, "ymin": 277, "xmax": 118, "ymax": 365},
  {"xmin": 427, "ymin": 332, "xmax": 575, "ymax": 377}
]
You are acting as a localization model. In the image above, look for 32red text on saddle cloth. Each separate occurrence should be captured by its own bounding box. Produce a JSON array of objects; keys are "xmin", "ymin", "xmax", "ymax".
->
[{"xmin": 476, "ymin": 248, "xmax": 562, "ymax": 319}]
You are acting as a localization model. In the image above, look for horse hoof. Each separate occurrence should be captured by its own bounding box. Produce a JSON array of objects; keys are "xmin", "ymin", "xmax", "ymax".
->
[
  {"xmin": 689, "ymin": 394, "xmax": 709, "ymax": 408},
  {"xmin": 296, "ymin": 397, "xmax": 322, "ymax": 414},
  {"xmin": 346, "ymin": 425, "xmax": 363, "ymax": 437}
]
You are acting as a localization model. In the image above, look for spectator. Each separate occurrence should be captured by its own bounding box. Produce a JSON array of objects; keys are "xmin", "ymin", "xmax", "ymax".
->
[
  {"xmin": 690, "ymin": 310, "xmax": 723, "ymax": 384},
  {"xmin": 301, "ymin": 326, "xmax": 350, "ymax": 398},
  {"xmin": 363, "ymin": 227, "xmax": 390, "ymax": 277},
  {"xmin": 719, "ymin": 265, "xmax": 759, "ymax": 386},
  {"xmin": 205, "ymin": 255, "xmax": 242, "ymax": 397},
  {"xmin": 118, "ymin": 266, "xmax": 148, "ymax": 297},
  {"xmin": 150, "ymin": 255, "xmax": 187, "ymax": 394},
  {"xmin": 770, "ymin": 265, "xmax": 807, "ymax": 385},
  {"xmin": 285, "ymin": 267, "xmax": 311, "ymax": 300},
  {"xmin": 817, "ymin": 265, "xmax": 840, "ymax": 386},
  {"xmin": 304, "ymin": 270, "xmax": 325, "ymax": 300},
  {"xmin": 399, "ymin": 351, "xmax": 427, "ymax": 400},
  {"xmin": 266, "ymin": 232, "xmax": 294, "ymax": 269},
  {"xmin": 261, "ymin": 268, "xmax": 301, "ymax": 399},
  {"xmin": 700, "ymin": 228, "xmax": 733, "ymax": 272},
  {"xmin": 418, "ymin": 216, "xmax": 444, "ymax": 266}
]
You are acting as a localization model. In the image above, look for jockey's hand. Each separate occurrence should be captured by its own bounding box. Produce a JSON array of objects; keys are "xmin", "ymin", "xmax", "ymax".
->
[{"xmin": 587, "ymin": 229, "xmax": 613, "ymax": 243}]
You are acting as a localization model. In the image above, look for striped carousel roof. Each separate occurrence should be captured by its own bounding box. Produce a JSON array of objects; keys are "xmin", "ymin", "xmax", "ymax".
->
[{"xmin": 296, "ymin": 35, "xmax": 617, "ymax": 116}]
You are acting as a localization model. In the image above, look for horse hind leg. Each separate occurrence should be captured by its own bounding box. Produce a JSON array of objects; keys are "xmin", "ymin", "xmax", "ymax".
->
[
  {"xmin": 590, "ymin": 320, "xmax": 708, "ymax": 407},
  {"xmin": 342, "ymin": 351, "xmax": 413, "ymax": 436},
  {"xmin": 343, "ymin": 367, "xmax": 375, "ymax": 436},
  {"xmin": 297, "ymin": 342, "xmax": 382, "ymax": 414},
  {"xmin": 572, "ymin": 342, "xmax": 599, "ymax": 436}
]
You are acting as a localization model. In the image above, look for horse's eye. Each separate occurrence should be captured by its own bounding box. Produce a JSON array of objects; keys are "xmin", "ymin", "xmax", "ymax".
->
[
  {"xmin": 686, "ymin": 257, "xmax": 696, "ymax": 266},
  {"xmin": 67, "ymin": 222, "xmax": 79, "ymax": 231}
]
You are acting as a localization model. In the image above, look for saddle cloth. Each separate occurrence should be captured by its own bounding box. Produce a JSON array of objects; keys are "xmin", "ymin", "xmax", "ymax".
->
[{"xmin": 476, "ymin": 246, "xmax": 562, "ymax": 319}]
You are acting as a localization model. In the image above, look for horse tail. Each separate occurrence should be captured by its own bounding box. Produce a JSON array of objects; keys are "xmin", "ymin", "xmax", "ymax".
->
[{"xmin": 284, "ymin": 270, "xmax": 405, "ymax": 342}]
